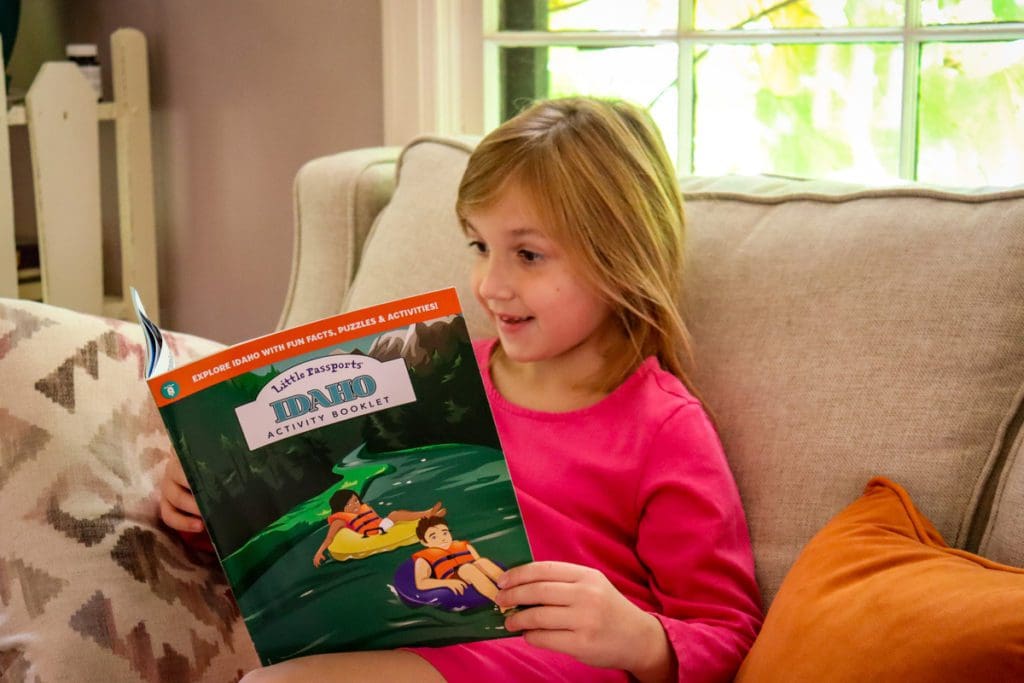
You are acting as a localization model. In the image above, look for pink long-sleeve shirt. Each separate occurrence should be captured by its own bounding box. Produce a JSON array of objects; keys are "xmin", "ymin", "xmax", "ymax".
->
[{"xmin": 408, "ymin": 339, "xmax": 763, "ymax": 682}]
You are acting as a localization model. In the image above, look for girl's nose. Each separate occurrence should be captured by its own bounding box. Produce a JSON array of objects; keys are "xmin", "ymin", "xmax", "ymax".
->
[{"xmin": 476, "ymin": 258, "xmax": 514, "ymax": 301}]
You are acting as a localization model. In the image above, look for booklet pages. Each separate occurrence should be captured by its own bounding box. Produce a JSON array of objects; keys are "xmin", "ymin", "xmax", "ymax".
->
[{"xmin": 135, "ymin": 288, "xmax": 533, "ymax": 664}]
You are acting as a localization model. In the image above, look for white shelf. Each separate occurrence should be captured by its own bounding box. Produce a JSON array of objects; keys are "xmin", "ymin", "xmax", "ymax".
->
[
  {"xmin": 6, "ymin": 101, "xmax": 120, "ymax": 126},
  {"xmin": 0, "ymin": 29, "xmax": 160, "ymax": 322}
]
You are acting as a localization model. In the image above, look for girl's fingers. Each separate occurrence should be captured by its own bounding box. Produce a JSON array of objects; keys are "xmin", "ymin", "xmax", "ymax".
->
[
  {"xmin": 498, "ymin": 561, "xmax": 589, "ymax": 589},
  {"xmin": 160, "ymin": 496, "xmax": 204, "ymax": 533},
  {"xmin": 521, "ymin": 628, "xmax": 578, "ymax": 655},
  {"xmin": 163, "ymin": 478, "xmax": 202, "ymax": 516},
  {"xmin": 496, "ymin": 580, "xmax": 576, "ymax": 608},
  {"xmin": 166, "ymin": 457, "xmax": 190, "ymax": 486},
  {"xmin": 159, "ymin": 457, "xmax": 204, "ymax": 532},
  {"xmin": 504, "ymin": 605, "xmax": 576, "ymax": 633}
]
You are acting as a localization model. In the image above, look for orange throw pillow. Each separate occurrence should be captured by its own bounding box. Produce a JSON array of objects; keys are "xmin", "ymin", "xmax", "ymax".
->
[{"xmin": 736, "ymin": 477, "xmax": 1024, "ymax": 682}]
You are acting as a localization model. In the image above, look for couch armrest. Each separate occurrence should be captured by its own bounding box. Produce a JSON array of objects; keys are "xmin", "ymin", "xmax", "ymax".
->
[{"xmin": 277, "ymin": 146, "xmax": 402, "ymax": 331}]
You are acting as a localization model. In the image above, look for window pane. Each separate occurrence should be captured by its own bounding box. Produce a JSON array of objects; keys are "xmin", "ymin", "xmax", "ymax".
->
[
  {"xmin": 918, "ymin": 41, "xmax": 1024, "ymax": 186},
  {"xmin": 695, "ymin": 0, "xmax": 903, "ymax": 30},
  {"xmin": 921, "ymin": 0, "xmax": 1024, "ymax": 25},
  {"xmin": 500, "ymin": 45, "xmax": 680, "ymax": 167},
  {"xmin": 500, "ymin": 0, "xmax": 677, "ymax": 32},
  {"xmin": 693, "ymin": 43, "xmax": 902, "ymax": 180}
]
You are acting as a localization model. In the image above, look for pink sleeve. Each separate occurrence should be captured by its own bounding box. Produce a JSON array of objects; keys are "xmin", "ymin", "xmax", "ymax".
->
[{"xmin": 635, "ymin": 403, "xmax": 763, "ymax": 683}]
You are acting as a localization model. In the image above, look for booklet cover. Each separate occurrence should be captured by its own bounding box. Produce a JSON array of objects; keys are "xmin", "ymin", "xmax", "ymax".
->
[{"xmin": 134, "ymin": 288, "xmax": 533, "ymax": 665}]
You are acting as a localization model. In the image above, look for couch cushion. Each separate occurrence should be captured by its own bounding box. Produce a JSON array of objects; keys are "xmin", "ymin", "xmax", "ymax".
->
[
  {"xmin": 280, "ymin": 146, "xmax": 400, "ymax": 330},
  {"xmin": 680, "ymin": 176, "xmax": 1024, "ymax": 604},
  {"xmin": 0, "ymin": 299, "xmax": 260, "ymax": 681},
  {"xmin": 342, "ymin": 135, "xmax": 493, "ymax": 338},
  {"xmin": 734, "ymin": 477, "xmax": 1024, "ymax": 682},
  {"xmin": 979, "ymin": 420, "xmax": 1024, "ymax": 567}
]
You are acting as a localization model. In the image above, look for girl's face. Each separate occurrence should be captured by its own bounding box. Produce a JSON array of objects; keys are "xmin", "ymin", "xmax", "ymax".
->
[{"xmin": 464, "ymin": 182, "xmax": 615, "ymax": 370}]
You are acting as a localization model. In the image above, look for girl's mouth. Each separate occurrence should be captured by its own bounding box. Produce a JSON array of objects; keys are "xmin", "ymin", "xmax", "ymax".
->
[{"xmin": 496, "ymin": 314, "xmax": 534, "ymax": 331}]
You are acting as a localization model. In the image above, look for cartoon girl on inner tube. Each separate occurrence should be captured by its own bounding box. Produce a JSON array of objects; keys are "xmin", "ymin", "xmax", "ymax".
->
[{"xmin": 312, "ymin": 489, "xmax": 445, "ymax": 567}]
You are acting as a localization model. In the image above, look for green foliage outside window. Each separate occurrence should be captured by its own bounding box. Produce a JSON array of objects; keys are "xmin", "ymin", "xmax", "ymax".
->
[{"xmin": 496, "ymin": 0, "xmax": 1024, "ymax": 186}]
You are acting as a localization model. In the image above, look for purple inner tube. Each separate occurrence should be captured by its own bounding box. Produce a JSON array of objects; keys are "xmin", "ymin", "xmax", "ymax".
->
[{"xmin": 392, "ymin": 558, "xmax": 494, "ymax": 612}]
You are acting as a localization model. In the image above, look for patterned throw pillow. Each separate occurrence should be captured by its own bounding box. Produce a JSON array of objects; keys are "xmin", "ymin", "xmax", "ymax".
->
[{"xmin": 0, "ymin": 299, "xmax": 260, "ymax": 682}]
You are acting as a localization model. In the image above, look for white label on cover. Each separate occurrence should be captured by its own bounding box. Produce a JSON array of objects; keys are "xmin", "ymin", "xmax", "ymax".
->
[{"xmin": 235, "ymin": 354, "xmax": 416, "ymax": 450}]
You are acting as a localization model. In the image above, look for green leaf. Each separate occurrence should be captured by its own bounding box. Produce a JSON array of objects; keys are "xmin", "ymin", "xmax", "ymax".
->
[
  {"xmin": 771, "ymin": 1, "xmax": 820, "ymax": 29},
  {"xmin": 992, "ymin": 0, "xmax": 1024, "ymax": 22}
]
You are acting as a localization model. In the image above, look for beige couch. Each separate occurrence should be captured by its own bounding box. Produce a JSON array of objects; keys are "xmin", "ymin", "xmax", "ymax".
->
[{"xmin": 2, "ymin": 135, "xmax": 1023, "ymax": 682}]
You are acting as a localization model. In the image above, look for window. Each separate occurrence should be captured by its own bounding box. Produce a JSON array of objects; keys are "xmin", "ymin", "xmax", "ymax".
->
[{"xmin": 484, "ymin": 0, "xmax": 1024, "ymax": 186}]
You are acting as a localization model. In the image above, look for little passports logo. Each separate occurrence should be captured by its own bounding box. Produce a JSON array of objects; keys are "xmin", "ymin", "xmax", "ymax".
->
[{"xmin": 234, "ymin": 354, "xmax": 416, "ymax": 449}]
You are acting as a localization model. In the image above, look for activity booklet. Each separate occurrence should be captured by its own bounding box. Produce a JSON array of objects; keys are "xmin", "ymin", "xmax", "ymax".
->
[{"xmin": 133, "ymin": 287, "xmax": 533, "ymax": 665}]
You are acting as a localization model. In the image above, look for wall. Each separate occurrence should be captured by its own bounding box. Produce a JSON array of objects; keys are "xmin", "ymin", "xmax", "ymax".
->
[{"xmin": 57, "ymin": 1, "xmax": 384, "ymax": 343}]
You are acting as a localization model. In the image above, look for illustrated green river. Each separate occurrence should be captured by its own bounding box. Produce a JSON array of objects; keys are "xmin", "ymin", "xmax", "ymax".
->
[{"xmin": 228, "ymin": 443, "xmax": 533, "ymax": 664}]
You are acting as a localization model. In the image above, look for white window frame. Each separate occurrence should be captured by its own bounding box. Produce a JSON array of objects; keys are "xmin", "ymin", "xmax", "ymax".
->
[
  {"xmin": 380, "ymin": 0, "xmax": 485, "ymax": 145},
  {"xmin": 383, "ymin": 1, "xmax": 1024, "ymax": 180}
]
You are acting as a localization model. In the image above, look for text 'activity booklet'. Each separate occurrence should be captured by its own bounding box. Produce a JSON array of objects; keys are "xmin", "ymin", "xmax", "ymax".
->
[{"xmin": 134, "ymin": 287, "xmax": 533, "ymax": 664}]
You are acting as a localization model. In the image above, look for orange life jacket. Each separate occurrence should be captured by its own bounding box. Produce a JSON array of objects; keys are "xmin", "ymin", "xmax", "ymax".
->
[
  {"xmin": 413, "ymin": 540, "xmax": 474, "ymax": 579},
  {"xmin": 328, "ymin": 503, "xmax": 383, "ymax": 537}
]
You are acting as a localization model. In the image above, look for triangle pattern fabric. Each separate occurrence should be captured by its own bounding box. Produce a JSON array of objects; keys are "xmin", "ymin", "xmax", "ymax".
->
[
  {"xmin": 69, "ymin": 589, "xmax": 222, "ymax": 682},
  {"xmin": 26, "ymin": 471, "xmax": 124, "ymax": 548},
  {"xmin": 0, "ymin": 408, "xmax": 52, "ymax": 491},
  {"xmin": 74, "ymin": 340, "xmax": 101, "ymax": 379},
  {"xmin": 0, "ymin": 555, "xmax": 69, "ymax": 618},
  {"xmin": 0, "ymin": 304, "xmax": 58, "ymax": 361},
  {"xmin": 0, "ymin": 646, "xmax": 32, "ymax": 682},
  {"xmin": 34, "ymin": 339, "xmax": 101, "ymax": 412}
]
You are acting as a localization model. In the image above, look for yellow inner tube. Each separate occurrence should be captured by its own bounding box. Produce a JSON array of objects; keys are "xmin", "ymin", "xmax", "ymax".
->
[{"xmin": 327, "ymin": 520, "xmax": 420, "ymax": 561}]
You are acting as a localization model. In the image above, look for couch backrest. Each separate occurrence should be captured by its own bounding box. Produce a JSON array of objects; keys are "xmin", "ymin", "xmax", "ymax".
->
[
  {"xmin": 294, "ymin": 136, "xmax": 1024, "ymax": 605},
  {"xmin": 675, "ymin": 176, "xmax": 1024, "ymax": 604}
]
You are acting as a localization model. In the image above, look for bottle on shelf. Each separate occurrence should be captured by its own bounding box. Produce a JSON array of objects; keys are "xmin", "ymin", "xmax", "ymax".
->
[{"xmin": 65, "ymin": 43, "xmax": 102, "ymax": 101}]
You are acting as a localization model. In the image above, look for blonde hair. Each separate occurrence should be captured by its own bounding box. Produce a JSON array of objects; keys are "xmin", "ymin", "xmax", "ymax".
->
[{"xmin": 457, "ymin": 97, "xmax": 701, "ymax": 398}]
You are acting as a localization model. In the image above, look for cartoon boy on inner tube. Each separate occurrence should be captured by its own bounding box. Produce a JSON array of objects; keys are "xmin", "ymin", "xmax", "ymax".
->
[{"xmin": 412, "ymin": 515, "xmax": 510, "ymax": 613}]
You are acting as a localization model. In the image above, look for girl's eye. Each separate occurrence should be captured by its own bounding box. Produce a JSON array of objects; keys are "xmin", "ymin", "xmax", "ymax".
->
[
  {"xmin": 468, "ymin": 240, "xmax": 487, "ymax": 255},
  {"xmin": 518, "ymin": 249, "xmax": 542, "ymax": 263}
]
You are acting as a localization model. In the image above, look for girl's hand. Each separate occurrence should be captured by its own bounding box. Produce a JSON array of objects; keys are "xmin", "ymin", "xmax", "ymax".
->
[
  {"xmin": 496, "ymin": 561, "xmax": 672, "ymax": 681},
  {"xmin": 442, "ymin": 579, "xmax": 468, "ymax": 595},
  {"xmin": 159, "ymin": 456, "xmax": 204, "ymax": 533}
]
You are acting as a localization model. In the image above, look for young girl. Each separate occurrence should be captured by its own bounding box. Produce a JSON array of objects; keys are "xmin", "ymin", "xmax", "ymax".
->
[{"xmin": 162, "ymin": 97, "xmax": 763, "ymax": 682}]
